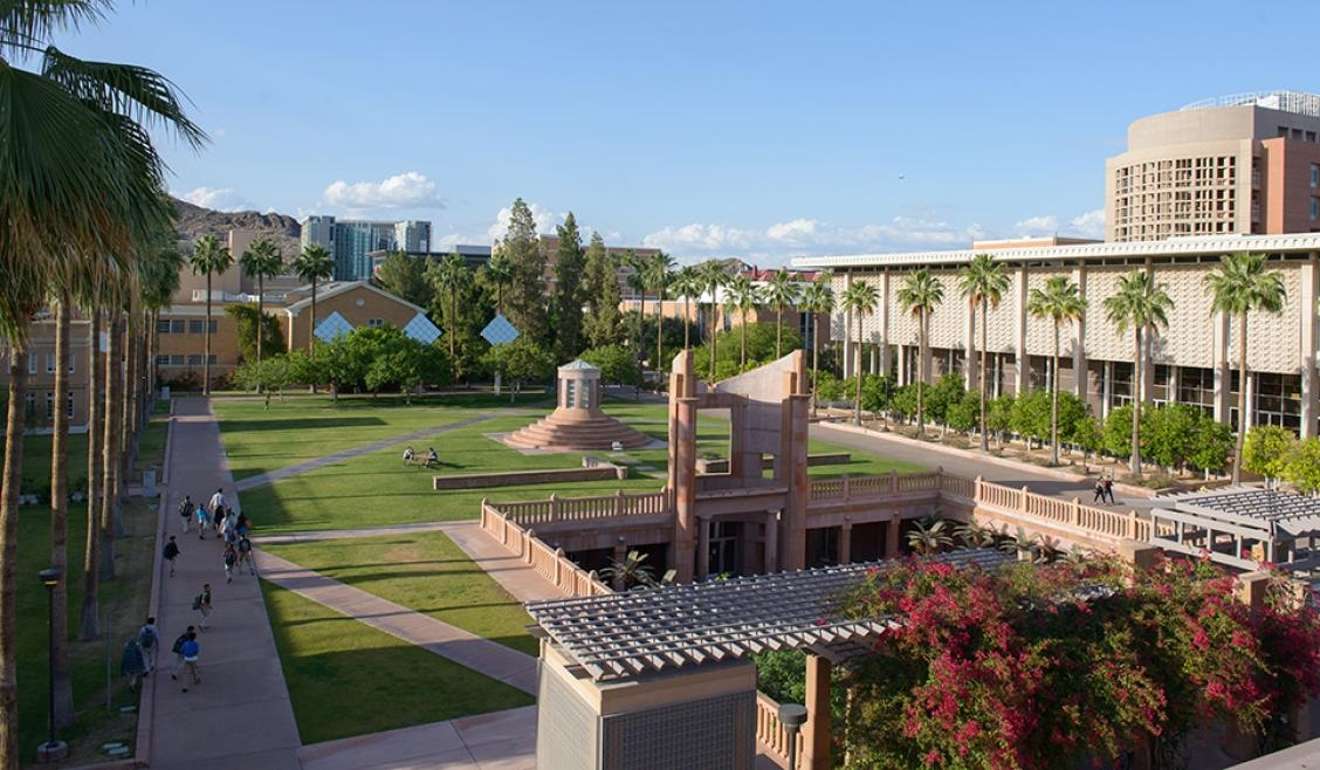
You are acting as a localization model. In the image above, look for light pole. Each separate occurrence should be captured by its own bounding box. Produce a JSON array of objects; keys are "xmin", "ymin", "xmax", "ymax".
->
[
  {"xmin": 778, "ymin": 702, "xmax": 808, "ymax": 770},
  {"xmin": 37, "ymin": 567, "xmax": 68, "ymax": 762}
]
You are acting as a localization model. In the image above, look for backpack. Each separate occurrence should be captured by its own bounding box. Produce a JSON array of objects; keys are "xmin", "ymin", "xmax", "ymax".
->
[
  {"xmin": 192, "ymin": 593, "xmax": 203, "ymax": 611},
  {"xmin": 138, "ymin": 626, "xmax": 155, "ymax": 649},
  {"xmin": 238, "ymin": 537, "xmax": 252, "ymax": 554},
  {"xmin": 163, "ymin": 542, "xmax": 179, "ymax": 559},
  {"xmin": 171, "ymin": 634, "xmax": 187, "ymax": 655},
  {"xmin": 178, "ymin": 500, "xmax": 191, "ymax": 516}
]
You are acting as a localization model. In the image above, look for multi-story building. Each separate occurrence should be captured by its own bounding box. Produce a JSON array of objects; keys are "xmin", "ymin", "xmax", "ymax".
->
[
  {"xmin": 300, "ymin": 215, "xmax": 434, "ymax": 281},
  {"xmin": 793, "ymin": 233, "xmax": 1320, "ymax": 438},
  {"xmin": 1107, "ymin": 91, "xmax": 1320, "ymax": 241},
  {"xmin": 394, "ymin": 220, "xmax": 431, "ymax": 253}
]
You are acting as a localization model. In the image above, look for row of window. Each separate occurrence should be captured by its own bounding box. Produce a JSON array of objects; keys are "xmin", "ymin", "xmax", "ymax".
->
[
  {"xmin": 157, "ymin": 354, "xmax": 218, "ymax": 367},
  {"xmin": 157, "ymin": 319, "xmax": 218, "ymax": 334},
  {"xmin": 24, "ymin": 352, "xmax": 74, "ymax": 376},
  {"xmin": 23, "ymin": 391, "xmax": 75, "ymax": 421},
  {"xmin": 1279, "ymin": 126, "xmax": 1320, "ymax": 143}
]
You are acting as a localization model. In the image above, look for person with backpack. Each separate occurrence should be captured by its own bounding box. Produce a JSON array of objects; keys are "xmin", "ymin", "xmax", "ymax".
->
[
  {"xmin": 195, "ymin": 503, "xmax": 209, "ymax": 540},
  {"xmin": 178, "ymin": 495, "xmax": 194, "ymax": 533},
  {"xmin": 236, "ymin": 513, "xmax": 250, "ymax": 537},
  {"xmin": 237, "ymin": 535, "xmax": 255, "ymax": 576},
  {"xmin": 193, "ymin": 584, "xmax": 212, "ymax": 630},
  {"xmin": 177, "ymin": 634, "xmax": 201, "ymax": 692},
  {"xmin": 137, "ymin": 617, "xmax": 160, "ymax": 674},
  {"xmin": 170, "ymin": 626, "xmax": 196, "ymax": 679},
  {"xmin": 208, "ymin": 487, "xmax": 226, "ymax": 517},
  {"xmin": 222, "ymin": 544, "xmax": 238, "ymax": 584},
  {"xmin": 212, "ymin": 506, "xmax": 225, "ymax": 535},
  {"xmin": 163, "ymin": 536, "xmax": 181, "ymax": 577},
  {"xmin": 121, "ymin": 638, "xmax": 147, "ymax": 692}
]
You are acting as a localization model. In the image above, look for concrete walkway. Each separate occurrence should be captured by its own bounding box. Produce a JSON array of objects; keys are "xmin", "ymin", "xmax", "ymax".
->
[
  {"xmin": 234, "ymin": 414, "xmax": 496, "ymax": 492},
  {"xmin": 254, "ymin": 549, "xmax": 538, "ymax": 695},
  {"xmin": 147, "ymin": 398, "xmax": 303, "ymax": 770},
  {"xmin": 298, "ymin": 706, "xmax": 536, "ymax": 770}
]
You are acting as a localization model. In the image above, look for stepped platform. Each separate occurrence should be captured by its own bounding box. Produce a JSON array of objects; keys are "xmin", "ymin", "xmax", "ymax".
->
[{"xmin": 504, "ymin": 412, "xmax": 651, "ymax": 452}]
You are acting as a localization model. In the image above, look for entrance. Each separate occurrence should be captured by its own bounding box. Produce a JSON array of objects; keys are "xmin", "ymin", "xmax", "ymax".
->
[{"xmin": 708, "ymin": 520, "xmax": 742, "ymax": 577}]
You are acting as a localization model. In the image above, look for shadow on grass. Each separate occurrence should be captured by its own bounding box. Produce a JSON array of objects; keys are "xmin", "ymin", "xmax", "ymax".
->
[{"xmin": 218, "ymin": 416, "xmax": 388, "ymax": 433}]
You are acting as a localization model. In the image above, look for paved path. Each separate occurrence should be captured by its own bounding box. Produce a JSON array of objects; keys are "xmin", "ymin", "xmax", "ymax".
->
[
  {"xmin": 298, "ymin": 706, "xmax": 536, "ymax": 770},
  {"xmin": 147, "ymin": 398, "xmax": 303, "ymax": 770},
  {"xmin": 254, "ymin": 548, "xmax": 539, "ymax": 694},
  {"xmin": 234, "ymin": 414, "xmax": 496, "ymax": 492}
]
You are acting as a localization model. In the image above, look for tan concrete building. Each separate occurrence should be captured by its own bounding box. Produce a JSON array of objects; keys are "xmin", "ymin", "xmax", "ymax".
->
[
  {"xmin": 1107, "ymin": 91, "xmax": 1320, "ymax": 241},
  {"xmin": 794, "ymin": 233, "xmax": 1320, "ymax": 438}
]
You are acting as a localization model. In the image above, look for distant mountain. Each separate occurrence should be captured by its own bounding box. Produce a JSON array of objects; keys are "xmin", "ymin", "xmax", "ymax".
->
[{"xmin": 171, "ymin": 197, "xmax": 302, "ymax": 257}]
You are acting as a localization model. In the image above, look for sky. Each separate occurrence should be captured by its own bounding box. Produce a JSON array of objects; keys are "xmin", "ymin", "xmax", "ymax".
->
[{"xmin": 61, "ymin": 0, "xmax": 1314, "ymax": 265}]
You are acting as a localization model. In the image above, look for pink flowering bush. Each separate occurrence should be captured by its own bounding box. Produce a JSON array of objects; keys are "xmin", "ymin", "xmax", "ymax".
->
[{"xmin": 839, "ymin": 556, "xmax": 1320, "ymax": 770}]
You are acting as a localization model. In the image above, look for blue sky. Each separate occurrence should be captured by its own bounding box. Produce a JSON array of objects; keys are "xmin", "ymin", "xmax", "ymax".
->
[{"xmin": 66, "ymin": 0, "xmax": 1310, "ymax": 264}]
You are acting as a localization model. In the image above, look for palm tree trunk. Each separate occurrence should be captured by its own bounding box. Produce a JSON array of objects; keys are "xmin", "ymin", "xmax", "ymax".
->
[
  {"xmin": 49, "ymin": 299, "xmax": 74, "ymax": 727},
  {"xmin": 203, "ymin": 272, "xmax": 212, "ymax": 394},
  {"xmin": 916, "ymin": 310, "xmax": 926, "ymax": 432},
  {"xmin": 449, "ymin": 286, "xmax": 457, "ymax": 362},
  {"xmin": 775, "ymin": 303, "xmax": 783, "ymax": 358},
  {"xmin": 256, "ymin": 276, "xmax": 264, "ymax": 366},
  {"xmin": 854, "ymin": 313, "xmax": 863, "ymax": 425},
  {"xmin": 1050, "ymin": 323, "xmax": 1060, "ymax": 466},
  {"xmin": 1233, "ymin": 312, "xmax": 1248, "ymax": 483},
  {"xmin": 683, "ymin": 298, "xmax": 691, "ymax": 349},
  {"xmin": 80, "ymin": 310, "xmax": 102, "ymax": 640},
  {"xmin": 638, "ymin": 293, "xmax": 646, "ymax": 369},
  {"xmin": 708, "ymin": 301, "xmax": 717, "ymax": 379},
  {"xmin": 655, "ymin": 293, "xmax": 663, "ymax": 373},
  {"xmin": 99, "ymin": 315, "xmax": 120, "ymax": 581},
  {"xmin": 1130, "ymin": 328, "xmax": 1142, "ymax": 475},
  {"xmin": 979, "ymin": 298, "xmax": 989, "ymax": 452},
  {"xmin": 0, "ymin": 333, "xmax": 28, "ymax": 769},
  {"xmin": 308, "ymin": 278, "xmax": 318, "ymax": 353},
  {"xmin": 119, "ymin": 318, "xmax": 133, "ymax": 495},
  {"xmin": 739, "ymin": 309, "xmax": 748, "ymax": 367},
  {"xmin": 124, "ymin": 320, "xmax": 139, "ymax": 470}
]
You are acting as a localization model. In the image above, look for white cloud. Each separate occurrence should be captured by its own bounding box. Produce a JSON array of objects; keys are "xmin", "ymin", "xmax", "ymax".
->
[
  {"xmin": 176, "ymin": 186, "xmax": 253, "ymax": 212},
  {"xmin": 1014, "ymin": 215, "xmax": 1059, "ymax": 235},
  {"xmin": 766, "ymin": 218, "xmax": 819, "ymax": 243},
  {"xmin": 1070, "ymin": 208, "xmax": 1106, "ymax": 239},
  {"xmin": 486, "ymin": 201, "xmax": 562, "ymax": 243},
  {"xmin": 642, "ymin": 223, "xmax": 757, "ymax": 252},
  {"xmin": 323, "ymin": 171, "xmax": 444, "ymax": 210}
]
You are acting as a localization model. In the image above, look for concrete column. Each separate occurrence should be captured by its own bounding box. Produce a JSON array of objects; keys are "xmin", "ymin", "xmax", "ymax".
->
[
  {"xmin": 1102, "ymin": 360, "xmax": 1113, "ymax": 418},
  {"xmin": 802, "ymin": 654, "xmax": 833, "ymax": 770},
  {"xmin": 696, "ymin": 515, "xmax": 711, "ymax": 580},
  {"xmin": 1141, "ymin": 259, "xmax": 1155, "ymax": 405},
  {"xmin": 1213, "ymin": 310, "xmax": 1232, "ymax": 424},
  {"xmin": 1168, "ymin": 365, "xmax": 1180, "ymax": 406},
  {"xmin": 1073, "ymin": 261, "xmax": 1087, "ymax": 399},
  {"xmin": 993, "ymin": 352, "xmax": 1002, "ymax": 398},
  {"xmin": 668, "ymin": 352, "xmax": 700, "ymax": 584},
  {"xmin": 878, "ymin": 271, "xmax": 892, "ymax": 376},
  {"xmin": 838, "ymin": 521, "xmax": 852, "ymax": 564},
  {"xmin": 764, "ymin": 511, "xmax": 778, "ymax": 573},
  {"xmin": 1244, "ymin": 370, "xmax": 1256, "ymax": 432},
  {"xmin": 779, "ymin": 394, "xmax": 811, "ymax": 571},
  {"xmin": 897, "ymin": 344, "xmax": 908, "ymax": 386},
  {"xmin": 842, "ymin": 272, "xmax": 854, "ymax": 379},
  {"xmin": 1301, "ymin": 254, "xmax": 1319, "ymax": 438},
  {"xmin": 611, "ymin": 541, "xmax": 627, "ymax": 591},
  {"xmin": 869, "ymin": 345, "xmax": 878, "ymax": 374},
  {"xmin": 1014, "ymin": 264, "xmax": 1030, "ymax": 395},
  {"xmin": 964, "ymin": 298, "xmax": 978, "ymax": 391},
  {"xmin": 884, "ymin": 517, "xmax": 901, "ymax": 558}
]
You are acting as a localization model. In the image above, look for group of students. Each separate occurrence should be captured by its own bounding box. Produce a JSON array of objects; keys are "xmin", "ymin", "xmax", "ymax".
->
[
  {"xmin": 120, "ymin": 613, "xmax": 204, "ymax": 693},
  {"xmin": 401, "ymin": 446, "xmax": 439, "ymax": 467},
  {"xmin": 1092, "ymin": 476, "xmax": 1118, "ymax": 504},
  {"xmin": 164, "ymin": 488, "xmax": 255, "ymax": 583}
]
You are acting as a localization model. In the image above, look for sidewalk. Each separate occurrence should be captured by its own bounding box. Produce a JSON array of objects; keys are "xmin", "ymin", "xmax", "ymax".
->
[{"xmin": 146, "ymin": 398, "xmax": 302, "ymax": 770}]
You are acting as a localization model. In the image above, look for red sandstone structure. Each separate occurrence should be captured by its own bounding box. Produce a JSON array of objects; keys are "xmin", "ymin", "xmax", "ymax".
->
[{"xmin": 504, "ymin": 360, "xmax": 650, "ymax": 451}]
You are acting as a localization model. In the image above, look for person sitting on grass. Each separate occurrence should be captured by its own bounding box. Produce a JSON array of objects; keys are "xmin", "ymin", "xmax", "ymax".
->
[
  {"xmin": 402, "ymin": 446, "xmax": 416, "ymax": 465},
  {"xmin": 425, "ymin": 447, "xmax": 438, "ymax": 467}
]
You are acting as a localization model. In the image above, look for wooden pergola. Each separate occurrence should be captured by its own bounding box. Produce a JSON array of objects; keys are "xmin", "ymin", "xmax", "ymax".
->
[{"xmin": 1150, "ymin": 487, "xmax": 1320, "ymax": 572}]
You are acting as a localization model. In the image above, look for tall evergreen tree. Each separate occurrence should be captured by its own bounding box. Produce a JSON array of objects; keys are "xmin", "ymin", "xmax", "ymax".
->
[
  {"xmin": 583, "ymin": 233, "xmax": 621, "ymax": 348},
  {"xmin": 499, "ymin": 198, "xmax": 548, "ymax": 342},
  {"xmin": 551, "ymin": 213, "xmax": 587, "ymax": 360}
]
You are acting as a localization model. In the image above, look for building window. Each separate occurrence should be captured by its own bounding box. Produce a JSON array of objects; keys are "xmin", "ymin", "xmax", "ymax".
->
[
  {"xmin": 1312, "ymin": 164, "xmax": 1320, "ymax": 189},
  {"xmin": 1109, "ymin": 362, "xmax": 1134, "ymax": 408},
  {"xmin": 46, "ymin": 353, "xmax": 55, "ymax": 373},
  {"xmin": 170, "ymin": 355, "xmax": 185, "ymax": 366},
  {"xmin": 208, "ymin": 354, "xmax": 217, "ymax": 365},
  {"xmin": 24, "ymin": 392, "xmax": 35, "ymax": 420},
  {"xmin": 27, "ymin": 351, "xmax": 36, "ymax": 375},
  {"xmin": 170, "ymin": 320, "xmax": 186, "ymax": 334},
  {"xmin": 156, "ymin": 355, "xmax": 172, "ymax": 366},
  {"xmin": 186, "ymin": 354, "xmax": 204, "ymax": 366},
  {"xmin": 1152, "ymin": 365, "xmax": 1171, "ymax": 405},
  {"xmin": 189, "ymin": 319, "xmax": 205, "ymax": 334},
  {"xmin": 367, "ymin": 318, "xmax": 384, "ymax": 328},
  {"xmin": 157, "ymin": 319, "xmax": 171, "ymax": 334},
  {"xmin": 1312, "ymin": 198, "xmax": 1320, "ymax": 222},
  {"xmin": 66, "ymin": 391, "xmax": 74, "ymax": 418},
  {"xmin": 1176, "ymin": 367, "xmax": 1214, "ymax": 415},
  {"xmin": 1255, "ymin": 372, "xmax": 1301, "ymax": 432},
  {"xmin": 44, "ymin": 392, "xmax": 53, "ymax": 420}
]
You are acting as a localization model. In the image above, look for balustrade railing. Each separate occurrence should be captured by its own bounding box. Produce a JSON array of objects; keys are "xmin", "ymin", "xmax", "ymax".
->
[
  {"xmin": 480, "ymin": 502, "xmax": 613, "ymax": 597},
  {"xmin": 973, "ymin": 478, "xmax": 1149, "ymax": 543},
  {"xmin": 755, "ymin": 691, "xmax": 804, "ymax": 769},
  {"xmin": 486, "ymin": 489, "xmax": 670, "ymax": 526}
]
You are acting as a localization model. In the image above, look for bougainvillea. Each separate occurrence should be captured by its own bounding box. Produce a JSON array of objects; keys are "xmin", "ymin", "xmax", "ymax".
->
[{"xmin": 837, "ymin": 555, "xmax": 1320, "ymax": 770}]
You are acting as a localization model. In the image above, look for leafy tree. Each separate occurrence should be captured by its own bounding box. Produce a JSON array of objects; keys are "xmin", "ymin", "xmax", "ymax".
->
[
  {"xmin": 722, "ymin": 274, "xmax": 762, "ymax": 368},
  {"xmin": 1283, "ymin": 437, "xmax": 1320, "ymax": 494},
  {"xmin": 1189, "ymin": 416, "xmax": 1233, "ymax": 475},
  {"xmin": 1102, "ymin": 405, "xmax": 1135, "ymax": 459},
  {"xmin": 362, "ymin": 329, "xmax": 450, "ymax": 402},
  {"xmin": 1010, "ymin": 389, "xmax": 1052, "ymax": 447},
  {"xmin": 897, "ymin": 269, "xmax": 945, "ymax": 432},
  {"xmin": 1027, "ymin": 275, "xmax": 1087, "ymax": 465},
  {"xmin": 582, "ymin": 233, "xmax": 621, "ymax": 348},
  {"xmin": 374, "ymin": 251, "xmax": 434, "ymax": 308},
  {"xmin": 225, "ymin": 304, "xmax": 286, "ymax": 364},
  {"xmin": 814, "ymin": 370, "xmax": 845, "ymax": 403},
  {"xmin": 763, "ymin": 269, "xmax": 801, "ymax": 358},
  {"xmin": 987, "ymin": 393, "xmax": 1016, "ymax": 447},
  {"xmin": 799, "ymin": 274, "xmax": 836, "ymax": 417},
  {"xmin": 925, "ymin": 373, "xmax": 966, "ymax": 430},
  {"xmin": 291, "ymin": 244, "xmax": 335, "ymax": 353},
  {"xmin": 189, "ymin": 234, "xmax": 233, "ymax": 394},
  {"xmin": 317, "ymin": 333, "xmax": 373, "ymax": 401},
  {"xmin": 484, "ymin": 338, "xmax": 555, "ymax": 397},
  {"xmin": 1142, "ymin": 403, "xmax": 1200, "ymax": 471},
  {"xmin": 498, "ymin": 198, "xmax": 548, "ymax": 343},
  {"xmin": 581, "ymin": 345, "xmax": 641, "ymax": 387},
  {"xmin": 889, "ymin": 384, "xmax": 918, "ymax": 422},
  {"xmin": 860, "ymin": 373, "xmax": 896, "ymax": 416},
  {"xmin": 690, "ymin": 323, "xmax": 803, "ymax": 378},
  {"xmin": 1069, "ymin": 415, "xmax": 1102, "ymax": 461},
  {"xmin": 550, "ymin": 213, "xmax": 587, "ymax": 361},
  {"xmin": 840, "ymin": 279, "xmax": 880, "ymax": 425},
  {"xmin": 1103, "ymin": 271, "xmax": 1173, "ymax": 475},
  {"xmin": 645, "ymin": 251, "xmax": 675, "ymax": 370},
  {"xmin": 482, "ymin": 247, "xmax": 514, "ymax": 313},
  {"xmin": 1242, "ymin": 425, "xmax": 1297, "ymax": 482},
  {"xmin": 425, "ymin": 252, "xmax": 468, "ymax": 362},
  {"xmin": 960, "ymin": 253, "xmax": 1010, "ymax": 452},
  {"xmin": 239, "ymin": 237, "xmax": 284, "ymax": 366},
  {"xmin": 1205, "ymin": 252, "xmax": 1288, "ymax": 482},
  {"xmin": 946, "ymin": 391, "xmax": 981, "ymax": 434},
  {"xmin": 232, "ymin": 356, "xmax": 293, "ymax": 409}
]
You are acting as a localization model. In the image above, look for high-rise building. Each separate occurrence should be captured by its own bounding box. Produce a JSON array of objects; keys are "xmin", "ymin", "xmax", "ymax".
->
[
  {"xmin": 1106, "ymin": 91, "xmax": 1320, "ymax": 241},
  {"xmin": 301, "ymin": 215, "xmax": 336, "ymax": 254},
  {"xmin": 299, "ymin": 215, "xmax": 433, "ymax": 281},
  {"xmin": 395, "ymin": 220, "xmax": 431, "ymax": 253}
]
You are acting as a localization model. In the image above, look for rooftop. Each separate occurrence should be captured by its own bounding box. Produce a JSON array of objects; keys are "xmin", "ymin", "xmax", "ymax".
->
[{"xmin": 1181, "ymin": 90, "xmax": 1320, "ymax": 119}]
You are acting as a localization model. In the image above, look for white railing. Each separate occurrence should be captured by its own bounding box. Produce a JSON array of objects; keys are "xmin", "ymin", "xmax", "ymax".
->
[
  {"xmin": 487, "ymin": 489, "xmax": 670, "ymax": 526},
  {"xmin": 480, "ymin": 502, "xmax": 613, "ymax": 597},
  {"xmin": 755, "ymin": 691, "xmax": 805, "ymax": 769}
]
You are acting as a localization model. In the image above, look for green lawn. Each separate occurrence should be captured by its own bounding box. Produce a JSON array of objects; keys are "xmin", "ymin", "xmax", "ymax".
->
[
  {"xmin": 236, "ymin": 398, "xmax": 923, "ymax": 533},
  {"xmin": 262, "ymin": 532, "xmax": 538, "ymax": 656},
  {"xmin": 211, "ymin": 392, "xmax": 550, "ymax": 481},
  {"xmin": 261, "ymin": 580, "xmax": 533, "ymax": 744}
]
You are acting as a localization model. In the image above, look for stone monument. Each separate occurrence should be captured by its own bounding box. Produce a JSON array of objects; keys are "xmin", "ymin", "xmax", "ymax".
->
[{"xmin": 504, "ymin": 360, "xmax": 651, "ymax": 451}]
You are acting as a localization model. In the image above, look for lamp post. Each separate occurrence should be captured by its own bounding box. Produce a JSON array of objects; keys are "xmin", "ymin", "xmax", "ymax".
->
[
  {"xmin": 778, "ymin": 702, "xmax": 808, "ymax": 770},
  {"xmin": 36, "ymin": 567, "xmax": 67, "ymax": 763}
]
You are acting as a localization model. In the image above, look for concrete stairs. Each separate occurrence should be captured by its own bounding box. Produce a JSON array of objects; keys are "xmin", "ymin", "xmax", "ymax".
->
[{"xmin": 505, "ymin": 413, "xmax": 651, "ymax": 451}]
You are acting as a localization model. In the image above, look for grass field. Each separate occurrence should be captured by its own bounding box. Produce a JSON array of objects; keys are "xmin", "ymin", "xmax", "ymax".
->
[
  {"xmin": 261, "ymin": 581, "xmax": 533, "ymax": 744},
  {"xmin": 261, "ymin": 532, "xmax": 538, "ymax": 656},
  {"xmin": 211, "ymin": 392, "xmax": 549, "ymax": 481},
  {"xmin": 234, "ymin": 397, "xmax": 923, "ymax": 533}
]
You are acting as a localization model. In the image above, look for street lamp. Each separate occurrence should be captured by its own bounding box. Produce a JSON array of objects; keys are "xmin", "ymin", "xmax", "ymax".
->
[
  {"xmin": 36, "ymin": 567, "xmax": 67, "ymax": 763},
  {"xmin": 778, "ymin": 702, "xmax": 808, "ymax": 770}
]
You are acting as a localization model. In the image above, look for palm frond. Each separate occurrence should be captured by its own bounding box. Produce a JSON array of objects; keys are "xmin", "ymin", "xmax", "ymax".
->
[{"xmin": 0, "ymin": 0, "xmax": 109, "ymax": 58}]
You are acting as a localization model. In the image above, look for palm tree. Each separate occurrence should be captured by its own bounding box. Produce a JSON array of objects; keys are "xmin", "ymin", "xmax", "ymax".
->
[
  {"xmin": 763, "ymin": 269, "xmax": 801, "ymax": 358},
  {"xmin": 959, "ymin": 254, "xmax": 1009, "ymax": 452},
  {"xmin": 799, "ymin": 275, "xmax": 836, "ymax": 417},
  {"xmin": 624, "ymin": 251, "xmax": 648, "ymax": 368},
  {"xmin": 0, "ymin": 5, "xmax": 203, "ymax": 759},
  {"xmin": 670, "ymin": 266, "xmax": 703, "ymax": 349},
  {"xmin": 645, "ymin": 252, "xmax": 675, "ymax": 371},
  {"xmin": 484, "ymin": 248, "xmax": 513, "ymax": 313},
  {"xmin": 724, "ymin": 274, "xmax": 761, "ymax": 368},
  {"xmin": 906, "ymin": 518, "xmax": 953, "ymax": 555},
  {"xmin": 955, "ymin": 520, "xmax": 997, "ymax": 549},
  {"xmin": 291, "ymin": 244, "xmax": 334, "ymax": 352},
  {"xmin": 840, "ymin": 279, "xmax": 879, "ymax": 425},
  {"xmin": 189, "ymin": 235, "xmax": 232, "ymax": 394},
  {"xmin": 1103, "ymin": 271, "xmax": 1173, "ymax": 475},
  {"xmin": 239, "ymin": 238, "xmax": 284, "ymax": 366},
  {"xmin": 1204, "ymin": 252, "xmax": 1286, "ymax": 483},
  {"xmin": 697, "ymin": 261, "xmax": 728, "ymax": 378},
  {"xmin": 427, "ymin": 252, "xmax": 468, "ymax": 362},
  {"xmin": 896, "ymin": 270, "xmax": 946, "ymax": 433},
  {"xmin": 1027, "ymin": 275, "xmax": 1087, "ymax": 466}
]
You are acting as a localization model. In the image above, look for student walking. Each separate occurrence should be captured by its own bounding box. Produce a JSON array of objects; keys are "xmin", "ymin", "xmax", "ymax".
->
[
  {"xmin": 223, "ymin": 544, "xmax": 238, "ymax": 583},
  {"xmin": 195, "ymin": 504, "xmax": 209, "ymax": 540},
  {"xmin": 137, "ymin": 617, "xmax": 160, "ymax": 674},
  {"xmin": 1093, "ymin": 479, "xmax": 1105, "ymax": 504},
  {"xmin": 163, "ymin": 536, "xmax": 181, "ymax": 577},
  {"xmin": 178, "ymin": 495, "xmax": 193, "ymax": 533},
  {"xmin": 208, "ymin": 487, "xmax": 226, "ymax": 516},
  {"xmin": 212, "ymin": 506, "xmax": 225, "ymax": 535},
  {"xmin": 237, "ymin": 535, "xmax": 255, "ymax": 576},
  {"xmin": 169, "ymin": 626, "xmax": 196, "ymax": 679},
  {"xmin": 193, "ymin": 584, "xmax": 213, "ymax": 630},
  {"xmin": 1103, "ymin": 477, "xmax": 1116, "ymax": 504},
  {"xmin": 177, "ymin": 634, "xmax": 201, "ymax": 692}
]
